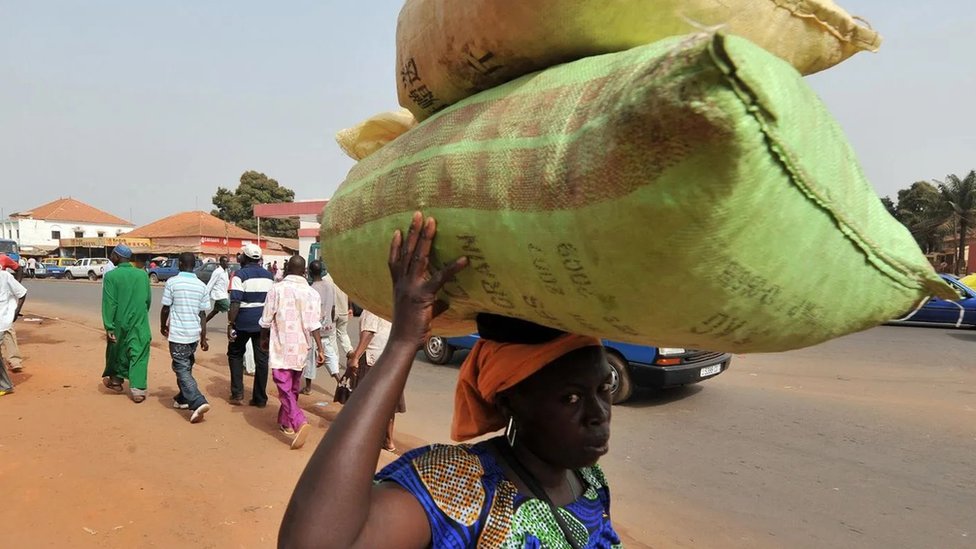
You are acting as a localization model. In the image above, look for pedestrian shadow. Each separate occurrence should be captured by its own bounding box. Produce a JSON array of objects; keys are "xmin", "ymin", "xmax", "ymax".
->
[
  {"xmin": 95, "ymin": 380, "xmax": 128, "ymax": 396},
  {"xmin": 152, "ymin": 384, "xmax": 189, "ymax": 416},
  {"xmin": 203, "ymin": 374, "xmax": 294, "ymax": 447},
  {"xmin": 7, "ymin": 370, "xmax": 33, "ymax": 388}
]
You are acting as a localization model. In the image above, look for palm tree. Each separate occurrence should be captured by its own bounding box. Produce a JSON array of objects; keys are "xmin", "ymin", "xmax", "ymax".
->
[
  {"xmin": 895, "ymin": 181, "xmax": 949, "ymax": 254},
  {"xmin": 934, "ymin": 170, "xmax": 976, "ymax": 274}
]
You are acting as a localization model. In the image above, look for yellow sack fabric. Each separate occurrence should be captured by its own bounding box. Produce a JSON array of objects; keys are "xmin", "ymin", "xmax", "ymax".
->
[
  {"xmin": 335, "ymin": 108, "xmax": 418, "ymax": 161},
  {"xmin": 396, "ymin": 0, "xmax": 881, "ymax": 119},
  {"xmin": 324, "ymin": 33, "xmax": 949, "ymax": 354}
]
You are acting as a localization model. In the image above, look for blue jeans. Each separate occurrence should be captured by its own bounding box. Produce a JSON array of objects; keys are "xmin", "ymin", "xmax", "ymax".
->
[{"xmin": 170, "ymin": 341, "xmax": 208, "ymax": 410}]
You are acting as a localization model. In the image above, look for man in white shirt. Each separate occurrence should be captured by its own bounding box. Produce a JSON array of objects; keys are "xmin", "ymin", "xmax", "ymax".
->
[
  {"xmin": 0, "ymin": 268, "xmax": 28, "ymax": 391},
  {"xmin": 26, "ymin": 257, "xmax": 36, "ymax": 279},
  {"xmin": 349, "ymin": 309, "xmax": 401, "ymax": 452},
  {"xmin": 160, "ymin": 252, "xmax": 212, "ymax": 423},
  {"xmin": 324, "ymin": 271, "xmax": 354, "ymax": 360},
  {"xmin": 302, "ymin": 260, "xmax": 340, "ymax": 395},
  {"xmin": 205, "ymin": 256, "xmax": 231, "ymax": 323}
]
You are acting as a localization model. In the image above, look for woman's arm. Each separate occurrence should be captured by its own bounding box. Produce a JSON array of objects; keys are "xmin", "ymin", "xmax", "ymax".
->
[{"xmin": 279, "ymin": 213, "xmax": 467, "ymax": 549}]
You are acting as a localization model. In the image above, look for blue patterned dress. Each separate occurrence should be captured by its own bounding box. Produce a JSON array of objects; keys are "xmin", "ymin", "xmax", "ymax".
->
[{"xmin": 375, "ymin": 439, "xmax": 622, "ymax": 548}]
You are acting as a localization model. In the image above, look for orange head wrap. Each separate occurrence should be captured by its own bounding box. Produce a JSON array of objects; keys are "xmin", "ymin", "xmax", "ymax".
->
[{"xmin": 451, "ymin": 333, "xmax": 603, "ymax": 442}]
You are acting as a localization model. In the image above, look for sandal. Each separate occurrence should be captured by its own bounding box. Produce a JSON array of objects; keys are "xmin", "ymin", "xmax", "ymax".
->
[
  {"xmin": 102, "ymin": 377, "xmax": 123, "ymax": 393},
  {"xmin": 131, "ymin": 395, "xmax": 146, "ymax": 404},
  {"xmin": 300, "ymin": 386, "xmax": 312, "ymax": 395}
]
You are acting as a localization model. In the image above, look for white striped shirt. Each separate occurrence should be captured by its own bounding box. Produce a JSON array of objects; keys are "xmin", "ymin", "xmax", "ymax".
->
[{"xmin": 161, "ymin": 272, "xmax": 210, "ymax": 344}]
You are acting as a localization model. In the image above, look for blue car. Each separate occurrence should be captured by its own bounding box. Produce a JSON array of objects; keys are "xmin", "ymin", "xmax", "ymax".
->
[
  {"xmin": 423, "ymin": 334, "xmax": 732, "ymax": 404},
  {"xmin": 890, "ymin": 274, "xmax": 976, "ymax": 328},
  {"xmin": 149, "ymin": 258, "xmax": 201, "ymax": 283}
]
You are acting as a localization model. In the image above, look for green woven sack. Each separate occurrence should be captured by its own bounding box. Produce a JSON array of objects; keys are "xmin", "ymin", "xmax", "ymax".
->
[{"xmin": 322, "ymin": 33, "xmax": 952, "ymax": 353}]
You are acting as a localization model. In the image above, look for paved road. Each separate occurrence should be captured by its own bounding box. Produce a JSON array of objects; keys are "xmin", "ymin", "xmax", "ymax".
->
[{"xmin": 21, "ymin": 279, "xmax": 976, "ymax": 548}]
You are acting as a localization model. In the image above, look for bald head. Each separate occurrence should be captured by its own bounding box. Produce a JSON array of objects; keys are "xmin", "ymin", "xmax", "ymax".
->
[{"xmin": 286, "ymin": 255, "xmax": 306, "ymax": 276}]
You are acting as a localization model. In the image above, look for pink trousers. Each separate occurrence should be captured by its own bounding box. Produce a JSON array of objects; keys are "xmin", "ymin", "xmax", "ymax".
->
[{"xmin": 272, "ymin": 368, "xmax": 307, "ymax": 431}]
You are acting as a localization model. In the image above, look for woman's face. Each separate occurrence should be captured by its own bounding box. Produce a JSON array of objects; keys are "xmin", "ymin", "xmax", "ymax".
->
[{"xmin": 506, "ymin": 346, "xmax": 613, "ymax": 469}]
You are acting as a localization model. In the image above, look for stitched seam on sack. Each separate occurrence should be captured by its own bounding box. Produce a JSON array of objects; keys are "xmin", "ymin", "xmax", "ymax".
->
[
  {"xmin": 707, "ymin": 33, "xmax": 924, "ymax": 293},
  {"xmin": 768, "ymin": 0, "xmax": 881, "ymax": 50},
  {"xmin": 336, "ymin": 41, "xmax": 695, "ymax": 200}
]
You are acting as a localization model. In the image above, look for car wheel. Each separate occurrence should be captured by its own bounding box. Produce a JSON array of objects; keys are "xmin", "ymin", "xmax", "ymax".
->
[
  {"xmin": 606, "ymin": 352, "xmax": 634, "ymax": 404},
  {"xmin": 423, "ymin": 336, "xmax": 455, "ymax": 365},
  {"xmin": 88, "ymin": 271, "xmax": 98, "ymax": 281},
  {"xmin": 65, "ymin": 271, "xmax": 75, "ymax": 280},
  {"xmin": 150, "ymin": 273, "xmax": 159, "ymax": 284}
]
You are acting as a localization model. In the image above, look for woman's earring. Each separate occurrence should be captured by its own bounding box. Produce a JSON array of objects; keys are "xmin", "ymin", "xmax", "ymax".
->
[{"xmin": 506, "ymin": 415, "xmax": 518, "ymax": 448}]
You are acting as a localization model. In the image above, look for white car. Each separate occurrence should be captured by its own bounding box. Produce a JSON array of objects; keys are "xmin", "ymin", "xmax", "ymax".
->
[{"xmin": 64, "ymin": 258, "xmax": 111, "ymax": 281}]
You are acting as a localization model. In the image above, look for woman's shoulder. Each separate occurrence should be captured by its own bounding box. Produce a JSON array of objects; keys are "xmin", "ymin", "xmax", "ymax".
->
[
  {"xmin": 377, "ymin": 442, "xmax": 506, "ymax": 530},
  {"xmin": 378, "ymin": 442, "xmax": 501, "ymax": 484}
]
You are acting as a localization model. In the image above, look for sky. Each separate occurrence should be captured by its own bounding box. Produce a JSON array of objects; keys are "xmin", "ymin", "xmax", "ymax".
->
[{"xmin": 1, "ymin": 1, "xmax": 974, "ymax": 225}]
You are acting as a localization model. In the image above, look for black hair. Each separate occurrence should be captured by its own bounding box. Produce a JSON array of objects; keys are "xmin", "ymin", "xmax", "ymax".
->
[
  {"xmin": 178, "ymin": 252, "xmax": 196, "ymax": 271},
  {"xmin": 286, "ymin": 254, "xmax": 306, "ymax": 276},
  {"xmin": 308, "ymin": 260, "xmax": 324, "ymax": 278},
  {"xmin": 475, "ymin": 313, "xmax": 565, "ymax": 344}
]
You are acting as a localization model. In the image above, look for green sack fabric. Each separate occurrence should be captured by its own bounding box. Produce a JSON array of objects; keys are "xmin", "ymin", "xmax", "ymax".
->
[{"xmin": 322, "ymin": 33, "xmax": 953, "ymax": 353}]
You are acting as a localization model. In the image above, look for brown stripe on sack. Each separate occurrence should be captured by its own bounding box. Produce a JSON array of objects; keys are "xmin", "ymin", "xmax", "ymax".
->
[
  {"xmin": 342, "ymin": 74, "xmax": 626, "ymax": 189},
  {"xmin": 341, "ymin": 43, "xmax": 716, "ymax": 201},
  {"xmin": 325, "ymin": 86, "xmax": 730, "ymax": 233}
]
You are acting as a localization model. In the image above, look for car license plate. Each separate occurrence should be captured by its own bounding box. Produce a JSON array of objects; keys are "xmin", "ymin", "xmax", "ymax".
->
[{"xmin": 700, "ymin": 364, "xmax": 722, "ymax": 377}]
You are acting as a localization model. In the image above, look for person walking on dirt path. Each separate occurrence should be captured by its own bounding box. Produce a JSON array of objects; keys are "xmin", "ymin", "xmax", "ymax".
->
[
  {"xmin": 259, "ymin": 255, "xmax": 326, "ymax": 449},
  {"xmin": 160, "ymin": 252, "xmax": 212, "ymax": 423},
  {"xmin": 324, "ymin": 269, "xmax": 354, "ymax": 364},
  {"xmin": 348, "ymin": 308, "xmax": 400, "ymax": 453},
  {"xmin": 25, "ymin": 257, "xmax": 36, "ymax": 279},
  {"xmin": 227, "ymin": 243, "xmax": 273, "ymax": 407},
  {"xmin": 0, "ymin": 266, "xmax": 27, "ymax": 385},
  {"xmin": 301, "ymin": 260, "xmax": 340, "ymax": 395},
  {"xmin": 0, "ymin": 345, "xmax": 14, "ymax": 396},
  {"xmin": 205, "ymin": 256, "xmax": 231, "ymax": 324},
  {"xmin": 279, "ymin": 213, "xmax": 619, "ymax": 549},
  {"xmin": 101, "ymin": 244, "xmax": 152, "ymax": 403}
]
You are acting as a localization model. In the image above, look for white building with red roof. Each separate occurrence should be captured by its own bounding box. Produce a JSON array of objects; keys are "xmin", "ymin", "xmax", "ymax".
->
[{"xmin": 1, "ymin": 197, "xmax": 134, "ymax": 255}]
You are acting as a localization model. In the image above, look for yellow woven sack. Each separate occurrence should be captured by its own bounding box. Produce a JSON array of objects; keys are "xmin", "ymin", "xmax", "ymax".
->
[
  {"xmin": 396, "ymin": 0, "xmax": 881, "ymax": 119},
  {"xmin": 335, "ymin": 108, "xmax": 418, "ymax": 161}
]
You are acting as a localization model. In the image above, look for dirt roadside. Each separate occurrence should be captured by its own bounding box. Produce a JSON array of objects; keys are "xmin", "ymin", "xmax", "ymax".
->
[{"xmin": 1, "ymin": 303, "xmax": 654, "ymax": 548}]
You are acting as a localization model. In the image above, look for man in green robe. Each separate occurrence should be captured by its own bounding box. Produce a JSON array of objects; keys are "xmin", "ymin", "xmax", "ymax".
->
[{"xmin": 101, "ymin": 244, "xmax": 152, "ymax": 403}]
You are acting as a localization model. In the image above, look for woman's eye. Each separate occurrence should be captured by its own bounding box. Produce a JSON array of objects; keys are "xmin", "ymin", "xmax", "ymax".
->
[{"xmin": 564, "ymin": 394, "xmax": 581, "ymax": 405}]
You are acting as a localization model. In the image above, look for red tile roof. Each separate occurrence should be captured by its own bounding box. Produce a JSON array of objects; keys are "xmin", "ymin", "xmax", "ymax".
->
[
  {"xmin": 125, "ymin": 211, "xmax": 261, "ymax": 239},
  {"xmin": 12, "ymin": 197, "xmax": 133, "ymax": 226},
  {"xmin": 262, "ymin": 236, "xmax": 301, "ymax": 252}
]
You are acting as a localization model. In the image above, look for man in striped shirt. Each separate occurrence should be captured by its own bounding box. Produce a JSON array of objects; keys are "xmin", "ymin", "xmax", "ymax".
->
[
  {"xmin": 160, "ymin": 252, "xmax": 211, "ymax": 423},
  {"xmin": 227, "ymin": 243, "xmax": 274, "ymax": 406}
]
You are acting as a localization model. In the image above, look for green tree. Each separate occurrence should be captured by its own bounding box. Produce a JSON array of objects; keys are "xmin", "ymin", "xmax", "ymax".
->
[
  {"xmin": 880, "ymin": 196, "xmax": 897, "ymax": 218},
  {"xmin": 934, "ymin": 171, "xmax": 976, "ymax": 274},
  {"xmin": 211, "ymin": 171, "xmax": 299, "ymax": 237},
  {"xmin": 893, "ymin": 181, "xmax": 947, "ymax": 254}
]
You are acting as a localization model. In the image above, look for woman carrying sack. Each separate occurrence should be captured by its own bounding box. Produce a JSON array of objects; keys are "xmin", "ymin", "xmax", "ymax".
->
[{"xmin": 280, "ymin": 212, "xmax": 620, "ymax": 548}]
